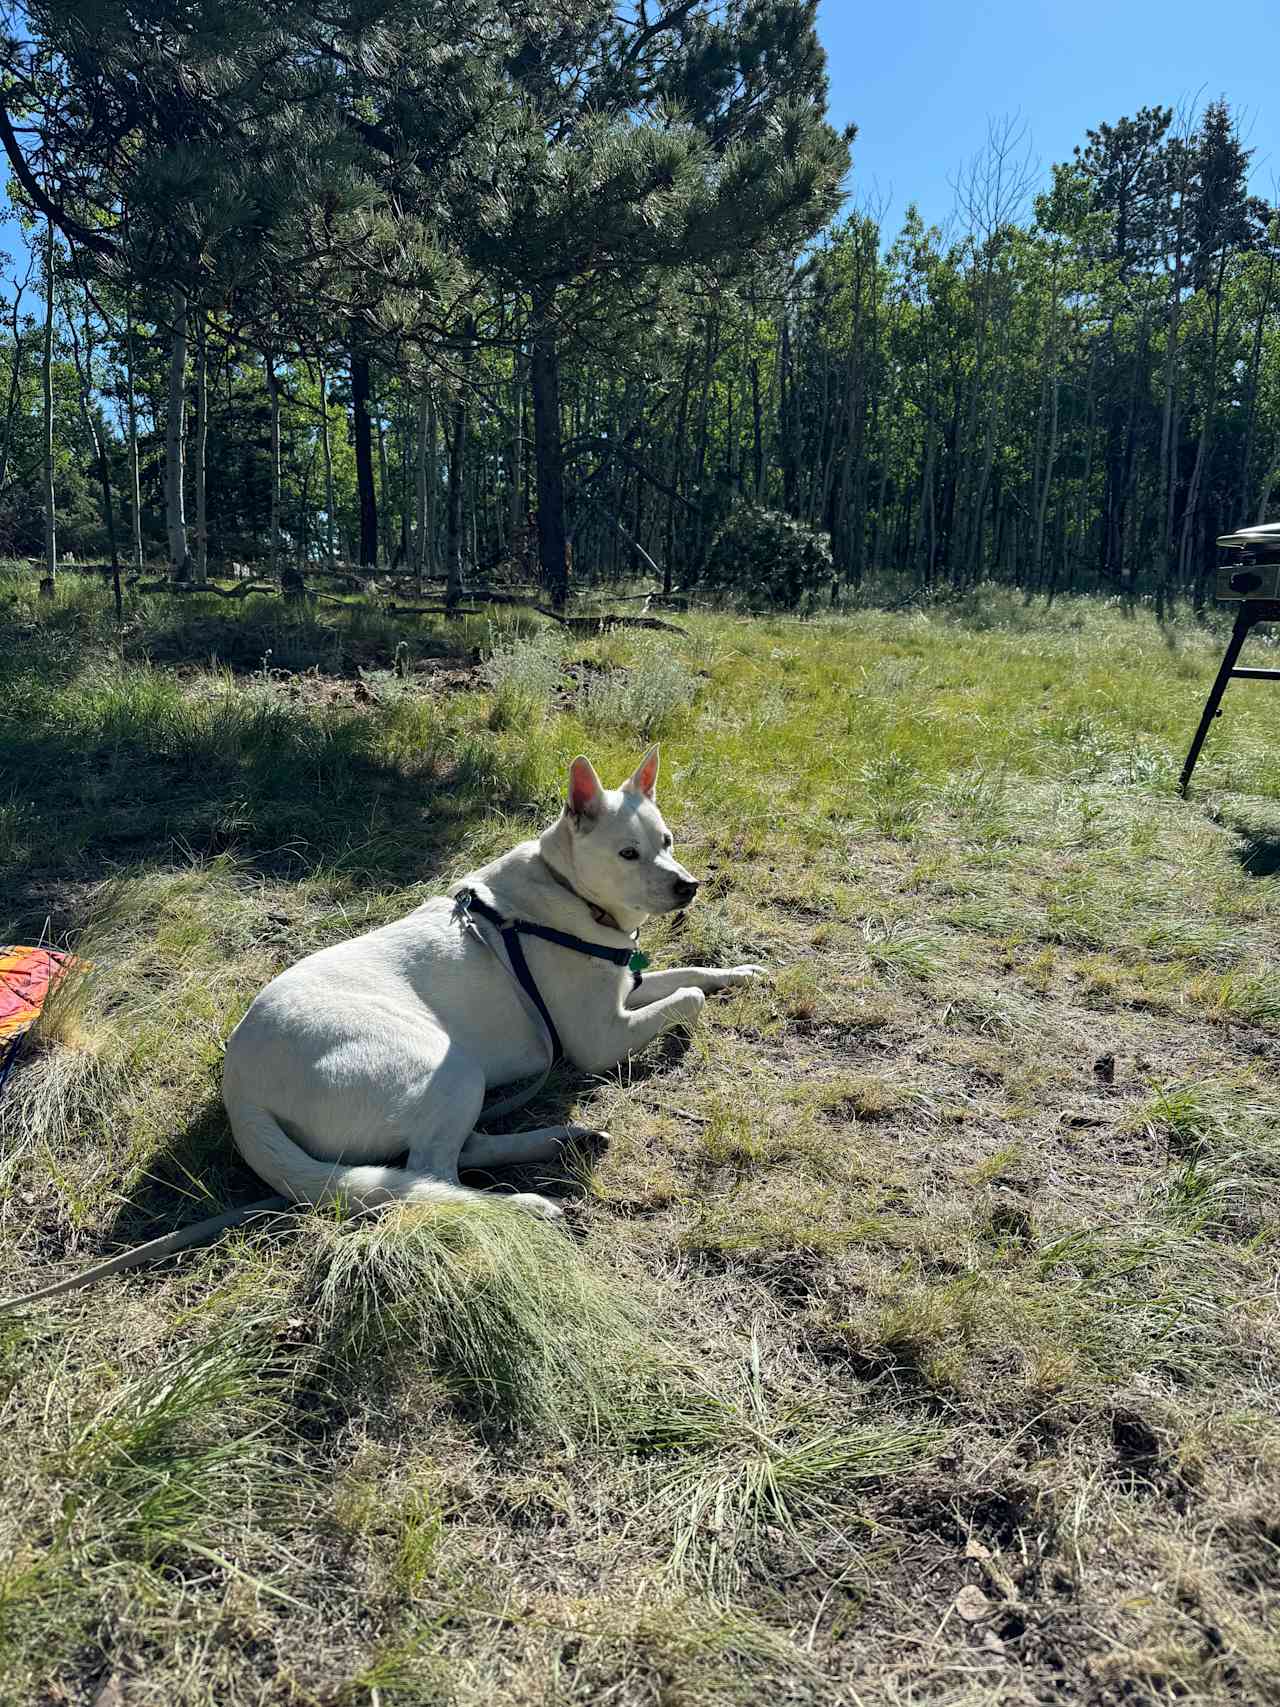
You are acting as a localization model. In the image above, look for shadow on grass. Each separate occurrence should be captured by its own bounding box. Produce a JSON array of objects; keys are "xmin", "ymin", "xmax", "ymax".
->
[
  {"xmin": 0, "ymin": 690, "xmax": 558, "ymax": 937},
  {"xmin": 0, "ymin": 587, "xmax": 564, "ymax": 931},
  {"xmin": 1221, "ymin": 809, "xmax": 1280, "ymax": 878}
]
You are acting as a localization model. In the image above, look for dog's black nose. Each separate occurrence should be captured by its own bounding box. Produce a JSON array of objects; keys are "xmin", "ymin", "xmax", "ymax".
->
[{"xmin": 673, "ymin": 877, "xmax": 699, "ymax": 904}]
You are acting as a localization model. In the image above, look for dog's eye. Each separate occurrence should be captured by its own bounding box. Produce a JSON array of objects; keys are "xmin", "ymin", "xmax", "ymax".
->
[{"xmin": 619, "ymin": 848, "xmax": 640, "ymax": 861}]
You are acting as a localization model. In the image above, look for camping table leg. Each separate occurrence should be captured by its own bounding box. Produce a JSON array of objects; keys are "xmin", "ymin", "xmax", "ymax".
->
[{"xmin": 1179, "ymin": 608, "xmax": 1256, "ymax": 797}]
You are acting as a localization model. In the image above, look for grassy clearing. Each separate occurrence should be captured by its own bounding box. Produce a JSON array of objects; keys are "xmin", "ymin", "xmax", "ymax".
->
[{"xmin": 2, "ymin": 573, "xmax": 1279, "ymax": 1703}]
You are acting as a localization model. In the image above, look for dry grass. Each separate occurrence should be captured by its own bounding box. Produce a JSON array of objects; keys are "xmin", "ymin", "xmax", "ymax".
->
[{"xmin": 1, "ymin": 577, "xmax": 1278, "ymax": 1704}]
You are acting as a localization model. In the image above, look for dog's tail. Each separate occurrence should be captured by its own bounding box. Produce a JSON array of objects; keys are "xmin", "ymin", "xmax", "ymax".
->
[{"xmin": 226, "ymin": 1097, "xmax": 484, "ymax": 1209}]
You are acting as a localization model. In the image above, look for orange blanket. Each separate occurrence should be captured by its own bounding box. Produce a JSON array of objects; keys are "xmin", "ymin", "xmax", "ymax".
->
[{"xmin": 0, "ymin": 946, "xmax": 74, "ymax": 1042}]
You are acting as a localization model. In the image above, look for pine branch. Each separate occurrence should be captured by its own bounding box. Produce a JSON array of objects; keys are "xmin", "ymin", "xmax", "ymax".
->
[{"xmin": 0, "ymin": 100, "xmax": 115, "ymax": 258}]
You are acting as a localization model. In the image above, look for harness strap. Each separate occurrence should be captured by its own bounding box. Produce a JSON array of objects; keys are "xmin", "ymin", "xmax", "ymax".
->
[
  {"xmin": 498, "ymin": 921, "xmax": 565, "ymax": 1063},
  {"xmin": 454, "ymin": 887, "xmax": 644, "ymax": 1068}
]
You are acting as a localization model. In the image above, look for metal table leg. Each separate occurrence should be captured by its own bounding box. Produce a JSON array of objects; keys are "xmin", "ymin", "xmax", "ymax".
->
[{"xmin": 1179, "ymin": 608, "xmax": 1256, "ymax": 797}]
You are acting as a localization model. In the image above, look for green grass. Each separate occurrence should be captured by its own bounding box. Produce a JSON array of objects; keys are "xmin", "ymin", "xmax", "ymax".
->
[{"xmin": 1, "ymin": 573, "xmax": 1279, "ymax": 1704}]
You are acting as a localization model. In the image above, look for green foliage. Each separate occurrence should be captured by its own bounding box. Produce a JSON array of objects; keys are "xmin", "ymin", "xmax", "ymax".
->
[{"xmin": 698, "ymin": 504, "xmax": 833, "ymax": 608}]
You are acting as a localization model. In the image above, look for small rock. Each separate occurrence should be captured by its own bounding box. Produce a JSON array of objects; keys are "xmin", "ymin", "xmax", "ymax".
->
[{"xmin": 955, "ymin": 1584, "xmax": 992, "ymax": 1622}]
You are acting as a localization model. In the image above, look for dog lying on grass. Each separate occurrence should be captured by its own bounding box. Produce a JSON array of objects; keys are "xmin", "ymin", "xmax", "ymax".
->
[
  {"xmin": 223, "ymin": 744, "xmax": 764, "ymax": 1219},
  {"xmin": 1, "ymin": 746, "xmax": 763, "ymax": 1308}
]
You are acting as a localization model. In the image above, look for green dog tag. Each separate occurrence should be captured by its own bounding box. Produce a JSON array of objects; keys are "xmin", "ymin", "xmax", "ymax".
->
[{"xmin": 629, "ymin": 950, "xmax": 650, "ymax": 974}]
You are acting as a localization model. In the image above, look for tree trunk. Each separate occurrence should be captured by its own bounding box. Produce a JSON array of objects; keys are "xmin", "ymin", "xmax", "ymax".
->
[
  {"xmin": 318, "ymin": 361, "xmax": 335, "ymax": 565},
  {"xmin": 192, "ymin": 309, "xmax": 208, "ymax": 582},
  {"xmin": 530, "ymin": 290, "xmax": 569, "ymax": 608},
  {"xmin": 351, "ymin": 345, "xmax": 377, "ymax": 566},
  {"xmin": 0, "ymin": 262, "xmax": 28, "ymax": 500},
  {"xmin": 1238, "ymin": 233, "xmax": 1277, "ymax": 523},
  {"xmin": 40, "ymin": 220, "xmax": 57, "ymax": 594},
  {"xmin": 165, "ymin": 284, "xmax": 189, "ymax": 579},
  {"xmin": 71, "ymin": 281, "xmax": 122, "ymax": 618},
  {"xmin": 426, "ymin": 388, "xmax": 439, "ymax": 581},
  {"xmin": 125, "ymin": 277, "xmax": 144, "ymax": 570},
  {"xmin": 266, "ymin": 351, "xmax": 282, "ymax": 577},
  {"xmin": 445, "ymin": 386, "xmax": 467, "ymax": 608},
  {"xmin": 414, "ymin": 385, "xmax": 431, "ymax": 589},
  {"xmin": 779, "ymin": 313, "xmax": 798, "ymax": 516},
  {"xmin": 376, "ymin": 402, "xmax": 391, "ymax": 566},
  {"xmin": 1178, "ymin": 257, "xmax": 1229, "ymax": 600},
  {"xmin": 510, "ymin": 318, "xmax": 525, "ymax": 547},
  {"xmin": 665, "ymin": 346, "xmax": 693, "ymax": 594}
]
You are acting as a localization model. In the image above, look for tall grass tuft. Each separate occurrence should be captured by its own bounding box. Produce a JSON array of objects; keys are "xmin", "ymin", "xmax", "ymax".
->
[
  {"xmin": 297, "ymin": 1199, "xmax": 667, "ymax": 1438},
  {"xmin": 58, "ymin": 1331, "xmax": 292, "ymax": 1563},
  {"xmin": 632, "ymin": 1336, "xmax": 944, "ymax": 1587},
  {"xmin": 581, "ymin": 642, "xmax": 700, "ymax": 738},
  {"xmin": 481, "ymin": 623, "xmax": 564, "ymax": 730}
]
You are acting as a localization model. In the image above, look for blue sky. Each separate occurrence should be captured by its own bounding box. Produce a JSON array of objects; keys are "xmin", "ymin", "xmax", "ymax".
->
[{"xmin": 818, "ymin": 0, "xmax": 1280, "ymax": 235}]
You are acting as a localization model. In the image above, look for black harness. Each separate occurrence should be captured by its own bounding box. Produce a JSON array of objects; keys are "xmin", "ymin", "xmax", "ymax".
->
[{"xmin": 453, "ymin": 886, "xmax": 645, "ymax": 1064}]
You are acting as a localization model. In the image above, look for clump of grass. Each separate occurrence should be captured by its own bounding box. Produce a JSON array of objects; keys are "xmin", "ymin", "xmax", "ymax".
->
[
  {"xmin": 859, "ymin": 751, "xmax": 926, "ymax": 839},
  {"xmin": 1131, "ymin": 1081, "xmax": 1233, "ymax": 1156},
  {"xmin": 0, "ymin": 867, "xmax": 265, "ymax": 1209},
  {"xmin": 481, "ymin": 622, "xmax": 563, "ymax": 729},
  {"xmin": 297, "ymin": 1199, "xmax": 669, "ymax": 1439},
  {"xmin": 634, "ymin": 1337, "xmax": 943, "ymax": 1587},
  {"xmin": 940, "ymin": 984, "xmax": 1039, "ymax": 1036},
  {"xmin": 563, "ymin": 1596, "xmax": 822, "ymax": 1707},
  {"xmin": 581, "ymin": 643, "xmax": 700, "ymax": 738},
  {"xmin": 0, "ymin": 1320, "xmax": 304, "ymax": 1700},
  {"xmin": 813, "ymin": 1073, "xmax": 903, "ymax": 1121},
  {"xmin": 1195, "ymin": 966, "xmax": 1280, "ymax": 1027},
  {"xmin": 56, "ymin": 1331, "xmax": 292, "ymax": 1563},
  {"xmin": 860, "ymin": 916, "xmax": 945, "ymax": 982},
  {"xmin": 939, "ymin": 763, "xmax": 1011, "ymax": 840}
]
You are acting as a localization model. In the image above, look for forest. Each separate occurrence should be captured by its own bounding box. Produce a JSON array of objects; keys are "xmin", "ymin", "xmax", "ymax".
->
[{"xmin": 1, "ymin": 2, "xmax": 1276, "ymax": 612}]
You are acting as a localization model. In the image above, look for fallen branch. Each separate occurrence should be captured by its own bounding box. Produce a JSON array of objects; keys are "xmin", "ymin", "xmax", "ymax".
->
[
  {"xmin": 536, "ymin": 606, "xmax": 689, "ymax": 636},
  {"xmin": 128, "ymin": 577, "xmax": 278, "ymax": 600},
  {"xmin": 386, "ymin": 602, "xmax": 484, "ymax": 616}
]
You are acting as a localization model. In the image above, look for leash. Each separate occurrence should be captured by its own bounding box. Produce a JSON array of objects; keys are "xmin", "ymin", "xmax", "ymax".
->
[{"xmin": 452, "ymin": 887, "xmax": 647, "ymax": 1081}]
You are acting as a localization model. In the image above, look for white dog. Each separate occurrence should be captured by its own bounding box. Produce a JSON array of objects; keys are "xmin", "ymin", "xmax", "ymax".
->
[{"xmin": 221, "ymin": 747, "xmax": 764, "ymax": 1219}]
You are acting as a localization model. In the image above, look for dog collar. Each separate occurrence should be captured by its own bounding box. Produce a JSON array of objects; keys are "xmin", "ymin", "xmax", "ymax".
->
[{"xmin": 539, "ymin": 857, "xmax": 632, "ymax": 936}]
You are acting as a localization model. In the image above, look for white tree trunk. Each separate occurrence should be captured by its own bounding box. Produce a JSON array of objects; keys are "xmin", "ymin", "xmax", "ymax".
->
[
  {"xmin": 40, "ymin": 219, "xmax": 56, "ymax": 591},
  {"xmin": 165, "ymin": 285, "xmax": 189, "ymax": 578},
  {"xmin": 266, "ymin": 352, "xmax": 282, "ymax": 576},
  {"xmin": 192, "ymin": 309, "xmax": 208, "ymax": 583},
  {"xmin": 318, "ymin": 361, "xmax": 335, "ymax": 565},
  {"xmin": 125, "ymin": 282, "xmax": 143, "ymax": 570}
]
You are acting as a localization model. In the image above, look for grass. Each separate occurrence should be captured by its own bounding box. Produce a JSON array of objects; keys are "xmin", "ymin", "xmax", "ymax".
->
[{"xmin": 2, "ymin": 571, "xmax": 1280, "ymax": 1703}]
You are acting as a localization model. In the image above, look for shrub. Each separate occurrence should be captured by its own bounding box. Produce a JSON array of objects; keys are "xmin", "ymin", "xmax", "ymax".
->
[
  {"xmin": 699, "ymin": 505, "xmax": 833, "ymax": 609},
  {"xmin": 481, "ymin": 623, "xmax": 563, "ymax": 728},
  {"xmin": 581, "ymin": 644, "xmax": 700, "ymax": 738}
]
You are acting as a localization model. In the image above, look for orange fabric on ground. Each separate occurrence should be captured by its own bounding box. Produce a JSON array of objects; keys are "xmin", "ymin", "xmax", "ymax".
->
[{"xmin": 0, "ymin": 947, "xmax": 74, "ymax": 1041}]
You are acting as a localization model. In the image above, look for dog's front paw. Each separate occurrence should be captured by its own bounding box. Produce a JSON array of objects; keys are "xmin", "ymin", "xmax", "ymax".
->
[{"xmin": 714, "ymin": 963, "xmax": 770, "ymax": 991}]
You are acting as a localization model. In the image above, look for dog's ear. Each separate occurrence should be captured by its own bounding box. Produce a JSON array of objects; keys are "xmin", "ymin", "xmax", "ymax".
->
[
  {"xmin": 567, "ymin": 756, "xmax": 605, "ymax": 826},
  {"xmin": 624, "ymin": 744, "xmax": 660, "ymax": 802}
]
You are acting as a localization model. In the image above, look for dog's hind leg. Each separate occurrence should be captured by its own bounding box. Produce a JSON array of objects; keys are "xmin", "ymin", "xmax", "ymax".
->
[
  {"xmin": 401, "ymin": 1059, "xmax": 568, "ymax": 1220},
  {"xmin": 459, "ymin": 1124, "xmax": 601, "ymax": 1171}
]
